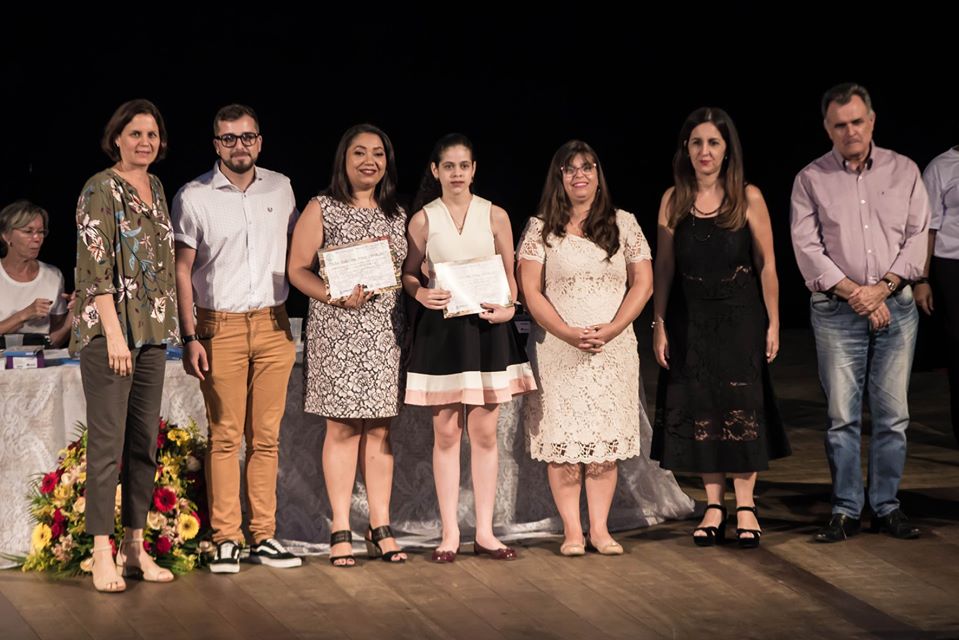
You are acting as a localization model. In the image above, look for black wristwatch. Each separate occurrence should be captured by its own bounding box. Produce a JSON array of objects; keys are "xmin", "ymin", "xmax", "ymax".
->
[
  {"xmin": 880, "ymin": 277, "xmax": 898, "ymax": 293},
  {"xmin": 913, "ymin": 277, "xmax": 929, "ymax": 285},
  {"xmin": 181, "ymin": 334, "xmax": 199, "ymax": 344}
]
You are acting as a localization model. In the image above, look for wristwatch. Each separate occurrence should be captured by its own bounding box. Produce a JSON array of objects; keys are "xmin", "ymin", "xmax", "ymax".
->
[
  {"xmin": 880, "ymin": 277, "xmax": 898, "ymax": 293},
  {"xmin": 181, "ymin": 334, "xmax": 199, "ymax": 344}
]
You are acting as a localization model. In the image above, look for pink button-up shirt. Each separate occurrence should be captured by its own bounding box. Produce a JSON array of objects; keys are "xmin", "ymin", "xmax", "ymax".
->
[{"xmin": 790, "ymin": 145, "xmax": 930, "ymax": 292}]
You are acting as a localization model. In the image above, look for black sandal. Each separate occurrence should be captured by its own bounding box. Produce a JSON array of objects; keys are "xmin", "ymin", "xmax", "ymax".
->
[
  {"xmin": 693, "ymin": 504, "xmax": 727, "ymax": 547},
  {"xmin": 329, "ymin": 530, "xmax": 356, "ymax": 567},
  {"xmin": 736, "ymin": 506, "xmax": 762, "ymax": 549},
  {"xmin": 365, "ymin": 525, "xmax": 406, "ymax": 563}
]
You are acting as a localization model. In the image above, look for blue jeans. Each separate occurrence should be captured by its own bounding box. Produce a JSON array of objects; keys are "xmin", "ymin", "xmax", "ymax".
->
[{"xmin": 809, "ymin": 287, "xmax": 918, "ymax": 518}]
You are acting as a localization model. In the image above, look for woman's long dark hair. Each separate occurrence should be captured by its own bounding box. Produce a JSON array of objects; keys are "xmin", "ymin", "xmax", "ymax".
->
[
  {"xmin": 323, "ymin": 123, "xmax": 401, "ymax": 217},
  {"xmin": 536, "ymin": 140, "xmax": 619, "ymax": 260},
  {"xmin": 667, "ymin": 107, "xmax": 747, "ymax": 230},
  {"xmin": 412, "ymin": 133, "xmax": 475, "ymax": 212}
]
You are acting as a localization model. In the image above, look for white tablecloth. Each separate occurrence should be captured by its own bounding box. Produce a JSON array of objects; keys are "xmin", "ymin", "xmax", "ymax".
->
[{"xmin": 0, "ymin": 358, "xmax": 693, "ymax": 566}]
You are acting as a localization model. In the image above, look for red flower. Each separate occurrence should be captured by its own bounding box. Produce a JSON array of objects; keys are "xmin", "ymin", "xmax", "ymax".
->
[
  {"xmin": 158, "ymin": 418, "xmax": 168, "ymax": 432},
  {"xmin": 51, "ymin": 521, "xmax": 63, "ymax": 539},
  {"xmin": 156, "ymin": 431, "xmax": 166, "ymax": 449},
  {"xmin": 152, "ymin": 487, "xmax": 177, "ymax": 513},
  {"xmin": 52, "ymin": 509, "xmax": 66, "ymax": 526},
  {"xmin": 155, "ymin": 536, "xmax": 172, "ymax": 555},
  {"xmin": 40, "ymin": 472, "xmax": 58, "ymax": 494}
]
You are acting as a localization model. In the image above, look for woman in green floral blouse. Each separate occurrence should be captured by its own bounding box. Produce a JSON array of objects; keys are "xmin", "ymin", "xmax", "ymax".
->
[{"xmin": 72, "ymin": 99, "xmax": 179, "ymax": 592}]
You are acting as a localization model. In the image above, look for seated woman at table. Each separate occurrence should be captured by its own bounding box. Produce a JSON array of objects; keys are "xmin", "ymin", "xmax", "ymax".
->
[{"xmin": 0, "ymin": 200, "xmax": 73, "ymax": 347}]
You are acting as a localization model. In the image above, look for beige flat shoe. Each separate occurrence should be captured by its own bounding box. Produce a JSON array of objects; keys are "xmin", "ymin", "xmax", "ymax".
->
[
  {"xmin": 586, "ymin": 535, "xmax": 624, "ymax": 556},
  {"xmin": 560, "ymin": 540, "xmax": 586, "ymax": 557},
  {"xmin": 92, "ymin": 546, "xmax": 126, "ymax": 593}
]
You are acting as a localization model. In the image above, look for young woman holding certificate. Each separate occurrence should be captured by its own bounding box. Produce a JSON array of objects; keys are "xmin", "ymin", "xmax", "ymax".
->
[
  {"xmin": 403, "ymin": 133, "xmax": 536, "ymax": 562},
  {"xmin": 288, "ymin": 124, "xmax": 408, "ymax": 567}
]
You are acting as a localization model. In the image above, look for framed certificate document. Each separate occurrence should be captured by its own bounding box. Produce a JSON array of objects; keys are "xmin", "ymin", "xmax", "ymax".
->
[
  {"xmin": 433, "ymin": 255, "xmax": 511, "ymax": 318},
  {"xmin": 318, "ymin": 237, "xmax": 400, "ymax": 300}
]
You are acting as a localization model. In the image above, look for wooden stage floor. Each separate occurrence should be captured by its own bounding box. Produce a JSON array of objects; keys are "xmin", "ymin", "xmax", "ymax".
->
[{"xmin": 2, "ymin": 329, "xmax": 957, "ymax": 639}]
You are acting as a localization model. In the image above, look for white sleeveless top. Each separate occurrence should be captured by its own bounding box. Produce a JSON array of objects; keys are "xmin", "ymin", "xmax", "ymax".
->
[{"xmin": 423, "ymin": 196, "xmax": 495, "ymax": 277}]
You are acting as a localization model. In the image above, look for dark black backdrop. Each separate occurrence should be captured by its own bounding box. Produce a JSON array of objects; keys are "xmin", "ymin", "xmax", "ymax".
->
[{"xmin": 3, "ymin": 8, "xmax": 956, "ymax": 330}]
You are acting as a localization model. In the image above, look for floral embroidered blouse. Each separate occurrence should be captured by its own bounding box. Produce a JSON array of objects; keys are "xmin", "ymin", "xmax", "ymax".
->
[{"xmin": 70, "ymin": 169, "xmax": 179, "ymax": 354}]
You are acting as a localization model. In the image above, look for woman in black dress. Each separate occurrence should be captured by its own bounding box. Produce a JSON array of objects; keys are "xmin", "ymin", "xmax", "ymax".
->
[{"xmin": 650, "ymin": 107, "xmax": 790, "ymax": 548}]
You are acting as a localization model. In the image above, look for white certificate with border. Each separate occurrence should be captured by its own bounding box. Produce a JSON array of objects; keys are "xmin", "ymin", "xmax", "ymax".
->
[
  {"xmin": 318, "ymin": 237, "xmax": 400, "ymax": 300},
  {"xmin": 433, "ymin": 255, "xmax": 511, "ymax": 318}
]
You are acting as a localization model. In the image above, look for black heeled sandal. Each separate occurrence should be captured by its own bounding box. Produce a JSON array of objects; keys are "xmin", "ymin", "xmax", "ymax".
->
[
  {"xmin": 693, "ymin": 504, "xmax": 727, "ymax": 547},
  {"xmin": 736, "ymin": 506, "xmax": 762, "ymax": 549},
  {"xmin": 329, "ymin": 530, "xmax": 356, "ymax": 567},
  {"xmin": 365, "ymin": 525, "xmax": 406, "ymax": 563}
]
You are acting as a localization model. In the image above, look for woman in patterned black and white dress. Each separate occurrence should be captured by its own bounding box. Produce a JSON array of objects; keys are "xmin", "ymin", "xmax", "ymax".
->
[{"xmin": 288, "ymin": 124, "xmax": 407, "ymax": 566}]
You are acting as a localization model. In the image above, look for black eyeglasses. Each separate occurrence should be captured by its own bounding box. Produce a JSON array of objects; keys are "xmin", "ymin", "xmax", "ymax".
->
[{"xmin": 214, "ymin": 132, "xmax": 260, "ymax": 147}]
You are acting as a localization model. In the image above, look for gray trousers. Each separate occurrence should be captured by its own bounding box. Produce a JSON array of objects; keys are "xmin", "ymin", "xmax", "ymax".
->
[{"xmin": 80, "ymin": 337, "xmax": 166, "ymax": 535}]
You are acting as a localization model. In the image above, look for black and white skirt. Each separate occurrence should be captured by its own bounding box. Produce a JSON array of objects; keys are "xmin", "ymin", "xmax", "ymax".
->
[{"xmin": 405, "ymin": 309, "xmax": 536, "ymax": 406}]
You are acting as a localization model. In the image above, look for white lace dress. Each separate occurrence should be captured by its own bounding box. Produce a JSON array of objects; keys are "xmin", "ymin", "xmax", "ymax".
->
[{"xmin": 518, "ymin": 211, "xmax": 651, "ymax": 464}]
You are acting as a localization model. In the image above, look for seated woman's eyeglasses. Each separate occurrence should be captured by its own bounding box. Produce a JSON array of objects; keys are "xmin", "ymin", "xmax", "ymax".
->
[
  {"xmin": 16, "ymin": 227, "xmax": 48, "ymax": 238},
  {"xmin": 214, "ymin": 132, "xmax": 260, "ymax": 148}
]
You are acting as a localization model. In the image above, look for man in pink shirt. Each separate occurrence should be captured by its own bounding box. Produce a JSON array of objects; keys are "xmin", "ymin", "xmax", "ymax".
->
[{"xmin": 791, "ymin": 83, "xmax": 930, "ymax": 543}]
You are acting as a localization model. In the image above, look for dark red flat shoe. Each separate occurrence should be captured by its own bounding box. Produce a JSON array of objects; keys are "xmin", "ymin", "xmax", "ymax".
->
[{"xmin": 473, "ymin": 542, "xmax": 517, "ymax": 560}]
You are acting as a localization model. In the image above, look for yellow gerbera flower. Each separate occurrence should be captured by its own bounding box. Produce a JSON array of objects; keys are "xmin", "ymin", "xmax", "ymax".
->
[
  {"xmin": 30, "ymin": 524, "xmax": 52, "ymax": 551},
  {"xmin": 177, "ymin": 513, "xmax": 200, "ymax": 541}
]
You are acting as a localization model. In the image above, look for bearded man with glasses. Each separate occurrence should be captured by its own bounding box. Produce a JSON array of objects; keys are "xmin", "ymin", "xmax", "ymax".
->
[{"xmin": 172, "ymin": 104, "xmax": 302, "ymax": 573}]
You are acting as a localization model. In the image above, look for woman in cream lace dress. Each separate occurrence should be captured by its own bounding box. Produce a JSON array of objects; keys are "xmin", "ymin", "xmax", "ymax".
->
[{"xmin": 518, "ymin": 139, "xmax": 690, "ymax": 555}]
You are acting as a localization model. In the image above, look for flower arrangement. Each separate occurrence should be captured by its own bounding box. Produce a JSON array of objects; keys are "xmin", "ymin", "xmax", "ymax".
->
[{"xmin": 21, "ymin": 418, "xmax": 210, "ymax": 576}]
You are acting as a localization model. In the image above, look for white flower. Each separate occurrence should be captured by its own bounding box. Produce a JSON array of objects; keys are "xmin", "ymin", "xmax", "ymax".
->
[
  {"xmin": 79, "ymin": 556, "xmax": 93, "ymax": 573},
  {"xmin": 147, "ymin": 510, "xmax": 167, "ymax": 530},
  {"xmin": 185, "ymin": 456, "xmax": 201, "ymax": 472},
  {"xmin": 60, "ymin": 467, "xmax": 77, "ymax": 487},
  {"xmin": 73, "ymin": 496, "xmax": 85, "ymax": 514}
]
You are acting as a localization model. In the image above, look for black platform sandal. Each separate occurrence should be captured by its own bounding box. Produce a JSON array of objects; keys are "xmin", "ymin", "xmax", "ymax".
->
[
  {"xmin": 693, "ymin": 504, "xmax": 727, "ymax": 547},
  {"xmin": 329, "ymin": 530, "xmax": 356, "ymax": 567},
  {"xmin": 365, "ymin": 525, "xmax": 406, "ymax": 563},
  {"xmin": 736, "ymin": 506, "xmax": 762, "ymax": 549}
]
